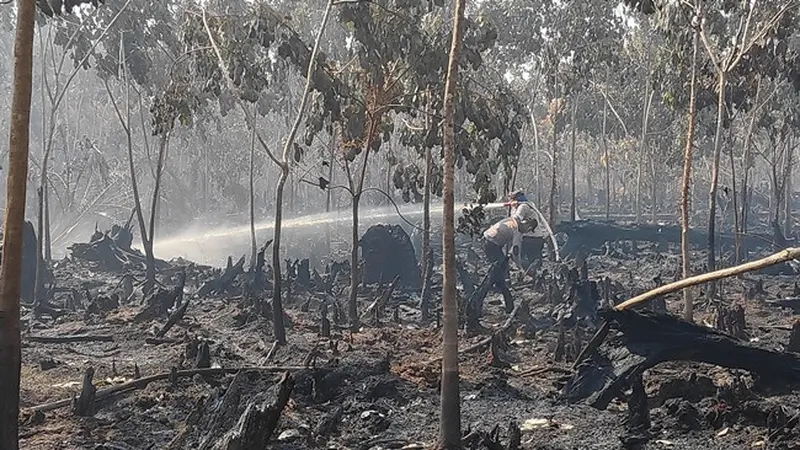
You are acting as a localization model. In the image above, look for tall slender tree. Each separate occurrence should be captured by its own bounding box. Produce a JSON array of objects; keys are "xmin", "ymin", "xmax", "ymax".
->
[
  {"xmin": 681, "ymin": 6, "xmax": 700, "ymax": 322},
  {"xmin": 0, "ymin": 0, "xmax": 37, "ymax": 448},
  {"xmin": 438, "ymin": 0, "xmax": 465, "ymax": 446}
]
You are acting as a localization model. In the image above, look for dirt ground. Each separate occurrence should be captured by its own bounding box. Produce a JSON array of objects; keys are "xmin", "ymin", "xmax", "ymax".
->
[{"xmin": 15, "ymin": 236, "xmax": 800, "ymax": 450}]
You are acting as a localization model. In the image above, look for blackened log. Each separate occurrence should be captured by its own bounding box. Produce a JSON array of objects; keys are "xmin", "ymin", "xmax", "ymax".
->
[{"xmin": 564, "ymin": 310, "xmax": 800, "ymax": 410}]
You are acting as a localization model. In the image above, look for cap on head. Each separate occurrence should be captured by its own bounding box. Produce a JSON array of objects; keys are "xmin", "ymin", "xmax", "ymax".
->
[{"xmin": 509, "ymin": 190, "xmax": 528, "ymax": 202}]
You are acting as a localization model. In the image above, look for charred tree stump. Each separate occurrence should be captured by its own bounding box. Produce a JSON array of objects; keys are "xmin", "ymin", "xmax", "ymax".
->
[
  {"xmin": 788, "ymin": 321, "xmax": 800, "ymax": 353},
  {"xmin": 360, "ymin": 224, "xmax": 421, "ymax": 289},
  {"xmin": 196, "ymin": 341, "xmax": 211, "ymax": 369},
  {"xmin": 243, "ymin": 241, "xmax": 273, "ymax": 301},
  {"xmin": 135, "ymin": 273, "xmax": 185, "ymax": 323},
  {"xmin": 216, "ymin": 372, "xmax": 295, "ymax": 450},
  {"xmin": 197, "ymin": 255, "xmax": 246, "ymax": 298},
  {"xmin": 320, "ymin": 304, "xmax": 331, "ymax": 338},
  {"xmin": 715, "ymin": 304, "xmax": 747, "ymax": 339},
  {"xmin": 464, "ymin": 260, "xmax": 507, "ymax": 335},
  {"xmin": 479, "ymin": 424, "xmax": 504, "ymax": 450},
  {"xmin": 455, "ymin": 257, "xmax": 476, "ymax": 299},
  {"xmin": 488, "ymin": 333, "xmax": 511, "ymax": 368},
  {"xmin": 507, "ymin": 420, "xmax": 521, "ymax": 450},
  {"xmin": 626, "ymin": 373, "xmax": 650, "ymax": 432},
  {"xmin": 72, "ymin": 367, "xmax": 96, "ymax": 416},
  {"xmin": 196, "ymin": 370, "xmax": 247, "ymax": 450},
  {"xmin": 297, "ymin": 258, "xmax": 311, "ymax": 289}
]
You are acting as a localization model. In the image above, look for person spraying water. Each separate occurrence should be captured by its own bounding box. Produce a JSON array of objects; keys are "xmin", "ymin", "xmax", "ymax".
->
[
  {"xmin": 482, "ymin": 202, "xmax": 537, "ymax": 313},
  {"xmin": 503, "ymin": 190, "xmax": 561, "ymax": 262}
]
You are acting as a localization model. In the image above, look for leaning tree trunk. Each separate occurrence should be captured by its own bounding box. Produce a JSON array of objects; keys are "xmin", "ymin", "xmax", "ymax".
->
[
  {"xmin": 706, "ymin": 70, "xmax": 727, "ymax": 299},
  {"xmin": 0, "ymin": 0, "xmax": 36, "ymax": 447},
  {"xmin": 438, "ymin": 0, "xmax": 465, "ymax": 446},
  {"xmin": 681, "ymin": 17, "xmax": 700, "ymax": 322}
]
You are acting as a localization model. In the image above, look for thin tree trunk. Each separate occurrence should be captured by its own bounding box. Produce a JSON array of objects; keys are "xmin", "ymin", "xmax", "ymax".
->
[
  {"xmin": 420, "ymin": 136, "xmax": 432, "ymax": 321},
  {"xmin": 44, "ymin": 183, "xmax": 51, "ymax": 261},
  {"xmin": 348, "ymin": 119, "xmax": 378, "ymax": 332},
  {"xmin": 144, "ymin": 133, "xmax": 169, "ymax": 296},
  {"xmin": 739, "ymin": 78, "xmax": 763, "ymax": 249},
  {"xmin": 0, "ymin": 0, "xmax": 36, "ymax": 446},
  {"xmin": 267, "ymin": 0, "xmax": 333, "ymax": 345},
  {"xmin": 325, "ymin": 129, "xmax": 336, "ymax": 253},
  {"xmin": 706, "ymin": 70, "xmax": 727, "ymax": 296},
  {"xmin": 636, "ymin": 86, "xmax": 654, "ymax": 224},
  {"xmin": 438, "ymin": 0, "xmax": 465, "ymax": 444},
  {"xmin": 569, "ymin": 97, "xmax": 577, "ymax": 222},
  {"xmin": 532, "ymin": 107, "xmax": 541, "ymax": 207},
  {"xmin": 681, "ymin": 18, "xmax": 700, "ymax": 322},
  {"xmin": 603, "ymin": 98, "xmax": 610, "ymax": 219},
  {"xmin": 548, "ymin": 79, "xmax": 559, "ymax": 228},
  {"xmin": 726, "ymin": 116, "xmax": 740, "ymax": 263},
  {"xmin": 249, "ymin": 112, "xmax": 257, "ymax": 264},
  {"xmin": 785, "ymin": 135, "xmax": 794, "ymax": 238}
]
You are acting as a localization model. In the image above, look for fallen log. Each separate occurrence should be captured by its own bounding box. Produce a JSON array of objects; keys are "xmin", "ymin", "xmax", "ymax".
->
[
  {"xmin": 554, "ymin": 220, "xmax": 775, "ymax": 257},
  {"xmin": 26, "ymin": 365, "xmax": 308, "ymax": 414},
  {"xmin": 27, "ymin": 334, "xmax": 114, "ymax": 343},
  {"xmin": 564, "ymin": 309, "xmax": 800, "ymax": 410},
  {"xmin": 573, "ymin": 246, "xmax": 800, "ymax": 370}
]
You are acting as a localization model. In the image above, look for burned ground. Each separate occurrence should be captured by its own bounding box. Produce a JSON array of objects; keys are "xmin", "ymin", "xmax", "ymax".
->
[{"xmin": 14, "ymin": 224, "xmax": 800, "ymax": 450}]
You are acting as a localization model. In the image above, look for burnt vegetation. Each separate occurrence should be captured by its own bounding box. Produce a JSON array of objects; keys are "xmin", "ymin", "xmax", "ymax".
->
[{"xmin": 1, "ymin": 0, "xmax": 800, "ymax": 449}]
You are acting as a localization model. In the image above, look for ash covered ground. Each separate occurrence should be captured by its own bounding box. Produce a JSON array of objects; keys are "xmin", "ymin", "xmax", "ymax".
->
[{"xmin": 15, "ymin": 220, "xmax": 800, "ymax": 450}]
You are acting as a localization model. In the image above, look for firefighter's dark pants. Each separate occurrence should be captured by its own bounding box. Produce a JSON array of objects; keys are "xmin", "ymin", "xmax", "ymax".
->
[{"xmin": 482, "ymin": 239, "xmax": 514, "ymax": 313}]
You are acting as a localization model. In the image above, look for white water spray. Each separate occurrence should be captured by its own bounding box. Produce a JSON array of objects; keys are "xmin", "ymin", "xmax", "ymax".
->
[{"xmin": 149, "ymin": 201, "xmax": 556, "ymax": 266}]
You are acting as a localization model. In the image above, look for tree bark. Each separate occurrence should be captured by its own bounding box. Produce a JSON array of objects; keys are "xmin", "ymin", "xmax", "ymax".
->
[
  {"xmin": 706, "ymin": 70, "xmax": 727, "ymax": 297},
  {"xmin": 266, "ymin": 0, "xmax": 333, "ymax": 344},
  {"xmin": 0, "ymin": 0, "xmax": 36, "ymax": 447},
  {"xmin": 602, "ymin": 97, "xmax": 610, "ymax": 219},
  {"xmin": 272, "ymin": 171, "xmax": 288, "ymax": 345},
  {"xmin": 420, "ymin": 135, "xmax": 432, "ymax": 321},
  {"xmin": 249, "ymin": 113, "xmax": 257, "ymax": 265},
  {"xmin": 681, "ymin": 14, "xmax": 700, "ymax": 322},
  {"xmin": 438, "ymin": 0, "xmax": 465, "ymax": 445},
  {"xmin": 569, "ymin": 97, "xmax": 577, "ymax": 222},
  {"xmin": 548, "ymin": 79, "xmax": 559, "ymax": 229}
]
